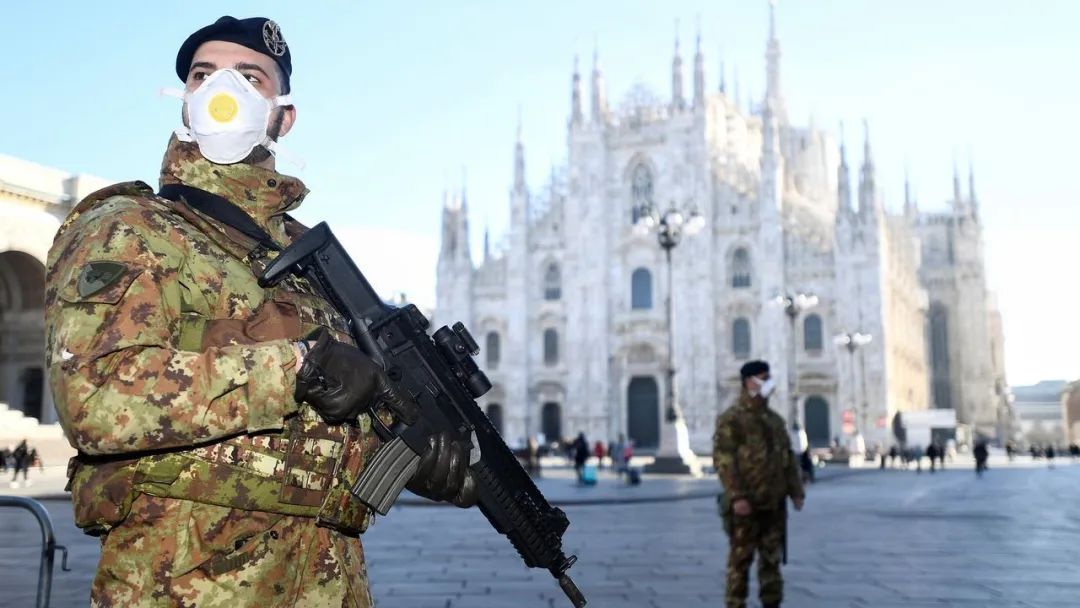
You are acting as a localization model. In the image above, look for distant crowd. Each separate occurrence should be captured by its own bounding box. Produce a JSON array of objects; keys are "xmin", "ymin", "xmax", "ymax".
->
[
  {"xmin": 1, "ymin": 439, "xmax": 42, "ymax": 488},
  {"xmin": 519, "ymin": 432, "xmax": 642, "ymax": 486}
]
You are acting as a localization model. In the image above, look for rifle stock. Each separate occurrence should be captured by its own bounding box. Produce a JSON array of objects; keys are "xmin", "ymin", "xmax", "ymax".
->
[{"xmin": 260, "ymin": 222, "xmax": 586, "ymax": 607}]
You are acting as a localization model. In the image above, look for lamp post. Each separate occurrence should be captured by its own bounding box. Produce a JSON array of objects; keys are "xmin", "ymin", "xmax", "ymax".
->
[
  {"xmin": 634, "ymin": 199, "xmax": 705, "ymax": 475},
  {"xmin": 834, "ymin": 331, "xmax": 873, "ymax": 443},
  {"xmin": 774, "ymin": 293, "xmax": 819, "ymax": 429}
]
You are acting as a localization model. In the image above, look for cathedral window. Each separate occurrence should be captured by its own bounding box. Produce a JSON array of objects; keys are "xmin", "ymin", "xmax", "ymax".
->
[
  {"xmin": 732, "ymin": 318, "xmax": 751, "ymax": 359},
  {"xmin": 929, "ymin": 303, "xmax": 952, "ymax": 410},
  {"xmin": 731, "ymin": 248, "xmax": 752, "ymax": 288},
  {"xmin": 485, "ymin": 331, "xmax": 500, "ymax": 369},
  {"xmin": 631, "ymin": 268, "xmax": 653, "ymax": 310},
  {"xmin": 543, "ymin": 263, "xmax": 561, "ymax": 300},
  {"xmin": 804, "ymin": 314, "xmax": 823, "ymax": 353},
  {"xmin": 630, "ymin": 163, "xmax": 654, "ymax": 224},
  {"xmin": 486, "ymin": 403, "xmax": 504, "ymax": 435},
  {"xmin": 543, "ymin": 328, "xmax": 559, "ymax": 365}
]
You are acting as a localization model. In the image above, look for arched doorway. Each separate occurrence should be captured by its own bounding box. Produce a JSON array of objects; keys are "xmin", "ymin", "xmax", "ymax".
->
[
  {"xmin": 804, "ymin": 396, "xmax": 830, "ymax": 448},
  {"xmin": 486, "ymin": 403, "xmax": 504, "ymax": 436},
  {"xmin": 627, "ymin": 376, "xmax": 660, "ymax": 450},
  {"xmin": 0, "ymin": 251, "xmax": 47, "ymax": 421},
  {"xmin": 541, "ymin": 402, "xmax": 562, "ymax": 444}
]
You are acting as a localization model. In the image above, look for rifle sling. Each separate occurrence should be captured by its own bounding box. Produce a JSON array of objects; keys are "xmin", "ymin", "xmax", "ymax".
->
[{"xmin": 158, "ymin": 183, "xmax": 283, "ymax": 252}]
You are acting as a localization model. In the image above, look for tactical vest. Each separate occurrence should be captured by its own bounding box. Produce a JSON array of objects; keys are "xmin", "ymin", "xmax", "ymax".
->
[{"xmin": 64, "ymin": 182, "xmax": 378, "ymax": 536}]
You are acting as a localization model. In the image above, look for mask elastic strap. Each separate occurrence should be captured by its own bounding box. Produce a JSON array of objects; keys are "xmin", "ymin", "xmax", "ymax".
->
[
  {"xmin": 174, "ymin": 127, "xmax": 195, "ymax": 143},
  {"xmin": 274, "ymin": 94, "xmax": 293, "ymax": 107},
  {"xmin": 265, "ymin": 139, "xmax": 306, "ymax": 170},
  {"xmin": 159, "ymin": 87, "xmax": 186, "ymax": 100}
]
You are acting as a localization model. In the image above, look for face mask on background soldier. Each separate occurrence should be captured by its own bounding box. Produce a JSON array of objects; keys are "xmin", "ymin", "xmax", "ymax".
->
[{"xmin": 751, "ymin": 376, "xmax": 777, "ymax": 399}]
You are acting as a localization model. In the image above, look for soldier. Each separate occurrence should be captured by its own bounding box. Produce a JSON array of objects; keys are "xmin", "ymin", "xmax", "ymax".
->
[
  {"xmin": 714, "ymin": 360, "xmax": 805, "ymax": 608},
  {"xmin": 45, "ymin": 16, "xmax": 476, "ymax": 607}
]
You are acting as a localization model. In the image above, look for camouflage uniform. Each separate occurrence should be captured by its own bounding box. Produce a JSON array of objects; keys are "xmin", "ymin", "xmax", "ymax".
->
[
  {"xmin": 46, "ymin": 137, "xmax": 385, "ymax": 607},
  {"xmin": 713, "ymin": 391, "xmax": 804, "ymax": 608}
]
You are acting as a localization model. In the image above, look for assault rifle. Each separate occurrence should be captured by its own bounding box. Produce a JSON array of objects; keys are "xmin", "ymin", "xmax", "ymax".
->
[{"xmin": 259, "ymin": 222, "xmax": 586, "ymax": 608}]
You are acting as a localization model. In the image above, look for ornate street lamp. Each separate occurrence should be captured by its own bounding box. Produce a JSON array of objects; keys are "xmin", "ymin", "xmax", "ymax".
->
[
  {"xmin": 634, "ymin": 200, "xmax": 704, "ymax": 475},
  {"xmin": 834, "ymin": 331, "xmax": 873, "ymax": 441},
  {"xmin": 774, "ymin": 292, "xmax": 819, "ymax": 427}
]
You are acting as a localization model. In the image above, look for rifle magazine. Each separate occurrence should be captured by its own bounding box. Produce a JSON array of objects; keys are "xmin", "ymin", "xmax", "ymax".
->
[{"xmin": 351, "ymin": 437, "xmax": 421, "ymax": 515}]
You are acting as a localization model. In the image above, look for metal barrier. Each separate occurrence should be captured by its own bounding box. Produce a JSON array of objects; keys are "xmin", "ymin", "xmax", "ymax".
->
[{"xmin": 0, "ymin": 496, "xmax": 71, "ymax": 608}]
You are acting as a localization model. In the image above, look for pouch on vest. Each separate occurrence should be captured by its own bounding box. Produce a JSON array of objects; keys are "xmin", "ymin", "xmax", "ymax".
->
[{"xmin": 66, "ymin": 456, "xmax": 141, "ymax": 536}]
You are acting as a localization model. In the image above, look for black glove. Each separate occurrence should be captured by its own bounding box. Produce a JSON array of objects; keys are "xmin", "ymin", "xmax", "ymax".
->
[
  {"xmin": 295, "ymin": 328, "xmax": 419, "ymax": 425},
  {"xmin": 406, "ymin": 431, "xmax": 480, "ymax": 508}
]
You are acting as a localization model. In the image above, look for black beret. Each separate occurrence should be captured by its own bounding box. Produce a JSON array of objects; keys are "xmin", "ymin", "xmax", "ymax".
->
[
  {"xmin": 740, "ymin": 360, "xmax": 770, "ymax": 380},
  {"xmin": 176, "ymin": 16, "xmax": 292, "ymax": 93}
]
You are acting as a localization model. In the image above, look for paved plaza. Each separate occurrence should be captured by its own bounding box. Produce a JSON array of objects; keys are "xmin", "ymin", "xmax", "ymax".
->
[{"xmin": 1, "ymin": 458, "xmax": 1078, "ymax": 607}]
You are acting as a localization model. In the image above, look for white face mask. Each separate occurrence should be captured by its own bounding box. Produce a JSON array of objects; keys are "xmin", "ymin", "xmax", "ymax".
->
[
  {"xmin": 752, "ymin": 376, "xmax": 777, "ymax": 399},
  {"xmin": 163, "ymin": 69, "xmax": 294, "ymax": 165}
]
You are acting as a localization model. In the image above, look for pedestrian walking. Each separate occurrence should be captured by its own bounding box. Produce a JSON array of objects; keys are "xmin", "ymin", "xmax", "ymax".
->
[
  {"xmin": 10, "ymin": 439, "xmax": 29, "ymax": 487},
  {"xmin": 526, "ymin": 435, "xmax": 541, "ymax": 478},
  {"xmin": 573, "ymin": 433, "xmax": 590, "ymax": 483},
  {"xmin": 714, "ymin": 360, "xmax": 805, "ymax": 608},
  {"xmin": 30, "ymin": 447, "xmax": 43, "ymax": 472},
  {"xmin": 0, "ymin": 446, "xmax": 8, "ymax": 473},
  {"xmin": 1069, "ymin": 443, "xmax": 1079, "ymax": 460},
  {"xmin": 926, "ymin": 444, "xmax": 938, "ymax": 473},
  {"xmin": 888, "ymin": 445, "xmax": 898, "ymax": 469},
  {"xmin": 611, "ymin": 434, "xmax": 626, "ymax": 477},
  {"xmin": 973, "ymin": 441, "xmax": 989, "ymax": 477},
  {"xmin": 1046, "ymin": 444, "xmax": 1056, "ymax": 469},
  {"xmin": 593, "ymin": 440, "xmax": 606, "ymax": 469},
  {"xmin": 936, "ymin": 443, "xmax": 946, "ymax": 470}
]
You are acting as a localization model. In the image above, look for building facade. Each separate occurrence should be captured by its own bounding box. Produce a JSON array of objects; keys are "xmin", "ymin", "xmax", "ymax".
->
[
  {"xmin": 0, "ymin": 154, "xmax": 110, "ymax": 425},
  {"xmin": 437, "ymin": 6, "xmax": 1009, "ymax": 453}
]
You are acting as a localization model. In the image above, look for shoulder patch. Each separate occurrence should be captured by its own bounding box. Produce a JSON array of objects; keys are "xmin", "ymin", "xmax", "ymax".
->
[{"xmin": 77, "ymin": 261, "xmax": 128, "ymax": 298}]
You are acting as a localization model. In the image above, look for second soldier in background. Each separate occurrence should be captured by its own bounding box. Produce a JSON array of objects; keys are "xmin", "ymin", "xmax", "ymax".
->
[{"xmin": 714, "ymin": 360, "xmax": 805, "ymax": 608}]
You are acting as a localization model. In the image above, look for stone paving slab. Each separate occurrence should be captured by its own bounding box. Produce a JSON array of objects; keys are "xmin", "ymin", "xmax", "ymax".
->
[{"xmin": 2, "ymin": 461, "xmax": 1079, "ymax": 607}]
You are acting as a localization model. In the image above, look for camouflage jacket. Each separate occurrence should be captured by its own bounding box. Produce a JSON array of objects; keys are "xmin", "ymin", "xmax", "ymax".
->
[
  {"xmin": 712, "ymin": 391, "xmax": 804, "ymax": 510},
  {"xmin": 45, "ymin": 137, "xmax": 381, "ymax": 534}
]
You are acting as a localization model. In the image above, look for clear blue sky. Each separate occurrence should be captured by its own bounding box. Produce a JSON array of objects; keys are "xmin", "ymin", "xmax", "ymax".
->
[{"xmin": 2, "ymin": 1, "xmax": 1077, "ymax": 386}]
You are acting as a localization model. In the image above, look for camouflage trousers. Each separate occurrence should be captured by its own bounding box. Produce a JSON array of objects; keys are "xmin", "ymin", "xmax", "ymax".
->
[
  {"xmin": 724, "ymin": 508, "xmax": 785, "ymax": 608},
  {"xmin": 90, "ymin": 494, "xmax": 373, "ymax": 607}
]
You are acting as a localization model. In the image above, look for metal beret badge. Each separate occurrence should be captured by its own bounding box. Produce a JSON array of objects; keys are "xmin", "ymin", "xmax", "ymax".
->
[{"xmin": 262, "ymin": 20, "xmax": 287, "ymax": 57}]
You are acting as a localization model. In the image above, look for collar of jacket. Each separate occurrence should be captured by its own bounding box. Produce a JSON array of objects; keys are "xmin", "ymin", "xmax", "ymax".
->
[
  {"xmin": 737, "ymin": 390, "xmax": 767, "ymax": 410},
  {"xmin": 157, "ymin": 135, "xmax": 309, "ymax": 242}
]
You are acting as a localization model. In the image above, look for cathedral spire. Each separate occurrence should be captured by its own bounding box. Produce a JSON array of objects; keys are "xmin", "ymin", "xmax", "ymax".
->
[
  {"xmin": 952, "ymin": 158, "xmax": 962, "ymax": 208},
  {"xmin": 764, "ymin": 0, "xmax": 786, "ymax": 124},
  {"xmin": 858, "ymin": 120, "xmax": 877, "ymax": 218},
  {"xmin": 458, "ymin": 169, "xmax": 471, "ymax": 264},
  {"xmin": 904, "ymin": 166, "xmax": 918, "ymax": 218},
  {"xmin": 671, "ymin": 22, "xmax": 686, "ymax": 112},
  {"xmin": 718, "ymin": 57, "xmax": 726, "ymax": 94},
  {"xmin": 590, "ymin": 43, "xmax": 608, "ymax": 122},
  {"xmin": 514, "ymin": 110, "xmax": 526, "ymax": 194},
  {"xmin": 837, "ymin": 122, "xmax": 853, "ymax": 216},
  {"xmin": 693, "ymin": 22, "xmax": 706, "ymax": 110},
  {"xmin": 483, "ymin": 222, "xmax": 490, "ymax": 262},
  {"xmin": 570, "ymin": 55, "xmax": 583, "ymax": 127}
]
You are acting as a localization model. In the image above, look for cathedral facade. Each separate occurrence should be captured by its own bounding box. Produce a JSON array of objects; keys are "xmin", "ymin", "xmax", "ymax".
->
[{"xmin": 435, "ymin": 6, "xmax": 1010, "ymax": 453}]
